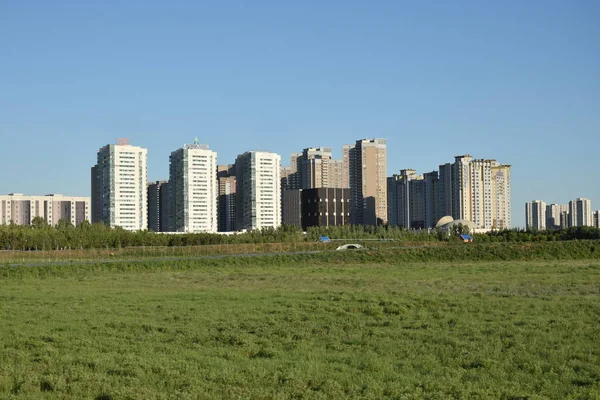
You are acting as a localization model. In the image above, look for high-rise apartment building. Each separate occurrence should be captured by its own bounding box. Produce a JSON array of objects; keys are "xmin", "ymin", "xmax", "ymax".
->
[
  {"xmin": 525, "ymin": 200, "xmax": 546, "ymax": 230},
  {"xmin": 147, "ymin": 181, "xmax": 170, "ymax": 232},
  {"xmin": 169, "ymin": 142, "xmax": 217, "ymax": 233},
  {"xmin": 423, "ymin": 171, "xmax": 441, "ymax": 229},
  {"xmin": 341, "ymin": 144, "xmax": 352, "ymax": 189},
  {"xmin": 300, "ymin": 147, "xmax": 332, "ymax": 189},
  {"xmin": 470, "ymin": 159, "xmax": 494, "ymax": 229},
  {"xmin": 91, "ymin": 139, "xmax": 148, "ymax": 231},
  {"xmin": 217, "ymin": 164, "xmax": 236, "ymax": 232},
  {"xmin": 387, "ymin": 169, "xmax": 418, "ymax": 228},
  {"xmin": 293, "ymin": 147, "xmax": 347, "ymax": 189},
  {"xmin": 452, "ymin": 155, "xmax": 473, "ymax": 223},
  {"xmin": 569, "ymin": 198, "xmax": 592, "ymax": 227},
  {"xmin": 594, "ymin": 210, "xmax": 600, "ymax": 229},
  {"xmin": 235, "ymin": 151, "xmax": 281, "ymax": 230},
  {"xmin": 327, "ymin": 160, "xmax": 345, "ymax": 189},
  {"xmin": 546, "ymin": 204, "xmax": 569, "ymax": 229},
  {"xmin": 387, "ymin": 169, "xmax": 431, "ymax": 229},
  {"xmin": 438, "ymin": 163, "xmax": 454, "ymax": 218},
  {"xmin": 349, "ymin": 139, "xmax": 387, "ymax": 225},
  {"xmin": 281, "ymin": 152, "xmax": 302, "ymax": 191},
  {"xmin": 491, "ymin": 162, "xmax": 511, "ymax": 230},
  {"xmin": 1, "ymin": 193, "xmax": 90, "ymax": 226}
]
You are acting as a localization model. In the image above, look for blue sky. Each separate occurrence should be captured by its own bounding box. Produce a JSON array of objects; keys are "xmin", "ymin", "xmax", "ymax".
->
[{"xmin": 1, "ymin": 0, "xmax": 598, "ymax": 227}]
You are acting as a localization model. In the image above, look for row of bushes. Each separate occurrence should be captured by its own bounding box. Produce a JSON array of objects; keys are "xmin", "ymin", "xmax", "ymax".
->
[{"xmin": 0, "ymin": 221, "xmax": 599, "ymax": 251}]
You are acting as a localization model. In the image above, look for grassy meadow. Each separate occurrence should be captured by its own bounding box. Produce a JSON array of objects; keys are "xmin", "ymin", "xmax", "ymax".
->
[{"xmin": 1, "ymin": 246, "xmax": 600, "ymax": 399}]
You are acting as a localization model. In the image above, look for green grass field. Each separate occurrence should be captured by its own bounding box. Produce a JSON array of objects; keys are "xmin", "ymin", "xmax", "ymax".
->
[{"xmin": 1, "ymin": 251, "xmax": 599, "ymax": 399}]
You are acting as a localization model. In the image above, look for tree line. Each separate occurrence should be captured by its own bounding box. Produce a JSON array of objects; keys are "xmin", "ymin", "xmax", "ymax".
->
[{"xmin": 0, "ymin": 218, "xmax": 598, "ymax": 251}]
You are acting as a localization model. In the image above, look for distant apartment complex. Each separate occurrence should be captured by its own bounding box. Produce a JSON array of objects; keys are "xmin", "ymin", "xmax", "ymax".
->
[
  {"xmin": 147, "ymin": 181, "xmax": 170, "ymax": 232},
  {"xmin": 235, "ymin": 151, "xmax": 281, "ymax": 230},
  {"xmin": 82, "ymin": 137, "xmax": 522, "ymax": 233},
  {"xmin": 524, "ymin": 198, "xmax": 595, "ymax": 229},
  {"xmin": 169, "ymin": 143, "xmax": 218, "ymax": 233},
  {"xmin": 91, "ymin": 139, "xmax": 148, "ymax": 231},
  {"xmin": 594, "ymin": 211, "xmax": 600, "ymax": 229},
  {"xmin": 525, "ymin": 200, "xmax": 546, "ymax": 230},
  {"xmin": 388, "ymin": 155, "xmax": 511, "ymax": 231},
  {"xmin": 0, "ymin": 193, "xmax": 90, "ymax": 226},
  {"xmin": 280, "ymin": 139, "xmax": 386, "ymax": 226}
]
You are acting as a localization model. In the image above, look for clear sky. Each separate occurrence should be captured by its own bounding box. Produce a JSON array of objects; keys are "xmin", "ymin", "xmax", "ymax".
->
[{"xmin": 1, "ymin": 0, "xmax": 598, "ymax": 228}]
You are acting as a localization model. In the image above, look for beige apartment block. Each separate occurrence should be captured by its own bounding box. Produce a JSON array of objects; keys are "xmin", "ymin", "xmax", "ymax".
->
[
  {"xmin": 301, "ymin": 147, "xmax": 331, "ymax": 189},
  {"xmin": 491, "ymin": 162, "xmax": 511, "ymax": 230},
  {"xmin": 327, "ymin": 159, "xmax": 345, "ymax": 189},
  {"xmin": 341, "ymin": 144, "xmax": 352, "ymax": 189},
  {"xmin": 0, "ymin": 193, "xmax": 90, "ymax": 226},
  {"xmin": 91, "ymin": 139, "xmax": 148, "ymax": 231},
  {"xmin": 298, "ymin": 147, "xmax": 346, "ymax": 189},
  {"xmin": 280, "ymin": 152, "xmax": 301, "ymax": 191},
  {"xmin": 349, "ymin": 138, "xmax": 387, "ymax": 225},
  {"xmin": 470, "ymin": 159, "xmax": 495, "ymax": 230},
  {"xmin": 453, "ymin": 155, "xmax": 473, "ymax": 223}
]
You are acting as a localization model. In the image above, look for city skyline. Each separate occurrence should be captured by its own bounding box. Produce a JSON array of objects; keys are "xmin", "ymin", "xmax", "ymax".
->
[
  {"xmin": 1, "ymin": 2, "xmax": 599, "ymax": 228},
  {"xmin": 3, "ymin": 137, "xmax": 600, "ymax": 232}
]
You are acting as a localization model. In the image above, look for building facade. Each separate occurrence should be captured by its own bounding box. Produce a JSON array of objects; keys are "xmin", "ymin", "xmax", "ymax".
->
[
  {"xmin": 169, "ymin": 143, "xmax": 218, "ymax": 233},
  {"xmin": 569, "ymin": 198, "xmax": 593, "ymax": 227},
  {"xmin": 282, "ymin": 190, "xmax": 302, "ymax": 228},
  {"xmin": 147, "ymin": 180, "xmax": 170, "ymax": 232},
  {"xmin": 1, "ymin": 193, "xmax": 90, "ymax": 226},
  {"xmin": 387, "ymin": 170, "xmax": 431, "ymax": 229},
  {"xmin": 217, "ymin": 164, "xmax": 236, "ymax": 232},
  {"xmin": 91, "ymin": 139, "xmax": 148, "ymax": 231},
  {"xmin": 301, "ymin": 188, "xmax": 350, "ymax": 229},
  {"xmin": 387, "ymin": 169, "xmax": 417, "ymax": 228},
  {"xmin": 594, "ymin": 210, "xmax": 600, "ymax": 229},
  {"xmin": 546, "ymin": 204, "xmax": 569, "ymax": 229},
  {"xmin": 349, "ymin": 139, "xmax": 387, "ymax": 225},
  {"xmin": 423, "ymin": 171, "xmax": 441, "ymax": 229},
  {"xmin": 235, "ymin": 151, "xmax": 281, "ymax": 230},
  {"xmin": 525, "ymin": 200, "xmax": 546, "ymax": 230},
  {"xmin": 491, "ymin": 162, "xmax": 511, "ymax": 230}
]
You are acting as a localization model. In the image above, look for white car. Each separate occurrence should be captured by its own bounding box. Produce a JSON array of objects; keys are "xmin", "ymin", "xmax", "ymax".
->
[{"xmin": 336, "ymin": 244, "xmax": 363, "ymax": 251}]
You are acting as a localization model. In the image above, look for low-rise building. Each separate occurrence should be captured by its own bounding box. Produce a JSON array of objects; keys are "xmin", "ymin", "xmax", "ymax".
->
[{"xmin": 0, "ymin": 193, "xmax": 90, "ymax": 226}]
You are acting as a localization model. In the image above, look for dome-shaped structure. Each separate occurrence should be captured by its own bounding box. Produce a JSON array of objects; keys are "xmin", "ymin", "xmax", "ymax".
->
[
  {"xmin": 435, "ymin": 216, "xmax": 454, "ymax": 228},
  {"xmin": 440, "ymin": 219, "xmax": 476, "ymax": 232}
]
